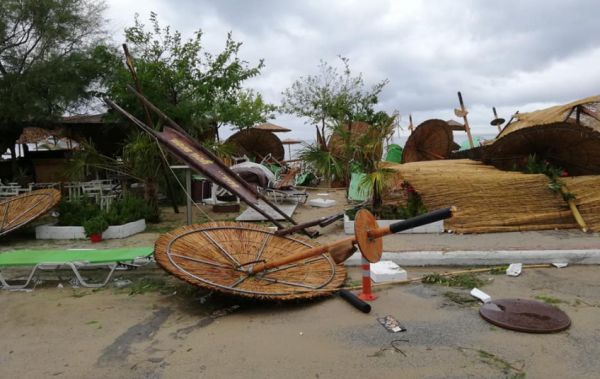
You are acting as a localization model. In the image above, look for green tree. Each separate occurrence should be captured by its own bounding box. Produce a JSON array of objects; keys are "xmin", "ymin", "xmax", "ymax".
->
[
  {"xmin": 281, "ymin": 57, "xmax": 388, "ymax": 149},
  {"xmin": 108, "ymin": 13, "xmax": 275, "ymax": 141},
  {"xmin": 0, "ymin": 0, "xmax": 115, "ymax": 167}
]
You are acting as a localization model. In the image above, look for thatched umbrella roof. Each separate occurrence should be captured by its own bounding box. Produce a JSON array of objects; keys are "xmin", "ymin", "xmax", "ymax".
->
[
  {"xmin": 254, "ymin": 122, "xmax": 291, "ymax": 133},
  {"xmin": 0, "ymin": 189, "xmax": 61, "ymax": 237},
  {"xmin": 401, "ymin": 119, "xmax": 456, "ymax": 163},
  {"xmin": 485, "ymin": 95, "xmax": 600, "ymax": 175},
  {"xmin": 226, "ymin": 129, "xmax": 285, "ymax": 161}
]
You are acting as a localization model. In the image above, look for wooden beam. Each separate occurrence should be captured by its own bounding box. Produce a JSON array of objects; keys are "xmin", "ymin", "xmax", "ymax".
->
[{"xmin": 457, "ymin": 91, "xmax": 474, "ymax": 148}]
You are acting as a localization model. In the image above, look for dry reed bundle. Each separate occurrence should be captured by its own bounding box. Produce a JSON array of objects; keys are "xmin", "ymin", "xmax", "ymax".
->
[
  {"xmin": 0, "ymin": 189, "xmax": 61, "ymax": 237},
  {"xmin": 562, "ymin": 176, "xmax": 600, "ymax": 232},
  {"xmin": 383, "ymin": 160, "xmax": 577, "ymax": 233},
  {"xmin": 402, "ymin": 119, "xmax": 456, "ymax": 163},
  {"xmin": 155, "ymin": 221, "xmax": 346, "ymax": 300}
]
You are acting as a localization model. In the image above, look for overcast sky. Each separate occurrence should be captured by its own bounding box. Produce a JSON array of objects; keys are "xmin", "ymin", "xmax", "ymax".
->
[{"xmin": 104, "ymin": 0, "xmax": 600, "ymax": 141}]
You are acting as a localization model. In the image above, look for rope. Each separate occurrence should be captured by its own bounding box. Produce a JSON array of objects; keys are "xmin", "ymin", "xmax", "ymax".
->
[{"xmin": 155, "ymin": 137, "xmax": 215, "ymax": 222}]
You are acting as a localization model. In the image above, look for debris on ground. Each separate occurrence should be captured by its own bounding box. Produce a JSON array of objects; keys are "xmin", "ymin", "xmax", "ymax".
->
[{"xmin": 377, "ymin": 315, "xmax": 406, "ymax": 333}]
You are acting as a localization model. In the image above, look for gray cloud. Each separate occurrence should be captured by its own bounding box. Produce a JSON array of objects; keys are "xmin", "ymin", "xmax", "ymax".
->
[{"xmin": 105, "ymin": 0, "xmax": 600, "ymax": 140}]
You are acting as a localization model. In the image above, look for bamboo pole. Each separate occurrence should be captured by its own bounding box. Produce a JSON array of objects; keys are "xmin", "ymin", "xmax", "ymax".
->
[{"xmin": 561, "ymin": 183, "xmax": 588, "ymax": 232}]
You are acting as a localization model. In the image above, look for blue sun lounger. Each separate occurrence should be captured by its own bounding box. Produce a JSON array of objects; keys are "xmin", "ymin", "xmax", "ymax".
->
[{"xmin": 0, "ymin": 247, "xmax": 153, "ymax": 289}]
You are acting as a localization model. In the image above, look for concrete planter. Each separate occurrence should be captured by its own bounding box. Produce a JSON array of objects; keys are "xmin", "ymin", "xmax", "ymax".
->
[
  {"xmin": 35, "ymin": 219, "xmax": 146, "ymax": 240},
  {"xmin": 343, "ymin": 214, "xmax": 443, "ymax": 234}
]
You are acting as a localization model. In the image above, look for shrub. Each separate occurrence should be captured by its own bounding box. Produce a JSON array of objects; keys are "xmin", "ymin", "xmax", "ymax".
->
[
  {"xmin": 57, "ymin": 195, "xmax": 159, "ymax": 228},
  {"xmin": 83, "ymin": 215, "xmax": 109, "ymax": 237},
  {"xmin": 105, "ymin": 196, "xmax": 158, "ymax": 225},
  {"xmin": 58, "ymin": 199, "xmax": 102, "ymax": 226}
]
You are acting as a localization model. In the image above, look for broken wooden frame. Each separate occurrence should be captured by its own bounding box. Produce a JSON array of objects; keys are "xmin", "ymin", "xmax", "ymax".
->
[{"xmin": 105, "ymin": 86, "xmax": 313, "ymax": 235}]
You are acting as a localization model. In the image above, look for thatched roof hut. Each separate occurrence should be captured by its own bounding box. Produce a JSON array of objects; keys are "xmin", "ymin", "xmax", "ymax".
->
[{"xmin": 484, "ymin": 95, "xmax": 600, "ymax": 175}]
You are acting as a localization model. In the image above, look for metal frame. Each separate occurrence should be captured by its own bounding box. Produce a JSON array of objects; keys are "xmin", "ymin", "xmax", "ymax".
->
[
  {"xmin": 105, "ymin": 88, "xmax": 313, "ymax": 235},
  {"xmin": 0, "ymin": 257, "xmax": 152, "ymax": 290}
]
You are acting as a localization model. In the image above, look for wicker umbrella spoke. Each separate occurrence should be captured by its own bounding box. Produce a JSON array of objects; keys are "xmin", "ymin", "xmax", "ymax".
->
[
  {"xmin": 155, "ymin": 221, "xmax": 346, "ymax": 300},
  {"xmin": 0, "ymin": 189, "xmax": 61, "ymax": 237}
]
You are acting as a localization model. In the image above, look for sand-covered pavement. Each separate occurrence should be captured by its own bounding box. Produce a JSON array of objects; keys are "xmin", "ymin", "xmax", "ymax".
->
[
  {"xmin": 0, "ymin": 265, "xmax": 599, "ymax": 378},
  {"xmin": 1, "ymin": 189, "xmax": 599, "ymax": 378}
]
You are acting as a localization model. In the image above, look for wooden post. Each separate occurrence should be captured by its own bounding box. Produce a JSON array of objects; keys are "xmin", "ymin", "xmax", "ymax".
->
[
  {"xmin": 409, "ymin": 114, "xmax": 414, "ymax": 134},
  {"xmin": 456, "ymin": 92, "xmax": 474, "ymax": 148}
]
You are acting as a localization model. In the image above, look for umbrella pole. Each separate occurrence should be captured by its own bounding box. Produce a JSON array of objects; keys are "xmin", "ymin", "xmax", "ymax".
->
[
  {"xmin": 457, "ymin": 91, "xmax": 474, "ymax": 148},
  {"xmin": 249, "ymin": 207, "xmax": 455, "ymax": 274}
]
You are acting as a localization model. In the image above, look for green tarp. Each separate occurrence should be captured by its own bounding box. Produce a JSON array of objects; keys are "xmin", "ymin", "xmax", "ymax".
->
[
  {"xmin": 385, "ymin": 144, "xmax": 403, "ymax": 163},
  {"xmin": 348, "ymin": 172, "xmax": 368, "ymax": 201}
]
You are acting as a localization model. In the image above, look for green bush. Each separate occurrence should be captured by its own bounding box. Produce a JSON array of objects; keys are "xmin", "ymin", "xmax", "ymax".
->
[
  {"xmin": 83, "ymin": 215, "xmax": 109, "ymax": 237},
  {"xmin": 58, "ymin": 196, "xmax": 159, "ymax": 228},
  {"xmin": 58, "ymin": 200, "xmax": 102, "ymax": 226},
  {"xmin": 105, "ymin": 196, "xmax": 158, "ymax": 225}
]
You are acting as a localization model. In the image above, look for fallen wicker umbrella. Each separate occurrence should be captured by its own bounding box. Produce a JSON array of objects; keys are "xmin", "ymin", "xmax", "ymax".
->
[
  {"xmin": 155, "ymin": 207, "xmax": 455, "ymax": 300},
  {"xmin": 402, "ymin": 119, "xmax": 456, "ymax": 163},
  {"xmin": 0, "ymin": 189, "xmax": 61, "ymax": 237}
]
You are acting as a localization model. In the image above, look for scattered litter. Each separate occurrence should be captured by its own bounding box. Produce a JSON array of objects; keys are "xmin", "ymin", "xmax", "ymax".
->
[
  {"xmin": 299, "ymin": 332, "xmax": 303, "ymax": 336},
  {"xmin": 377, "ymin": 315, "xmax": 406, "ymax": 333},
  {"xmin": 552, "ymin": 262, "xmax": 568, "ymax": 268},
  {"xmin": 57, "ymin": 283, "xmax": 63, "ymax": 289},
  {"xmin": 506, "ymin": 263, "xmax": 522, "ymax": 277},
  {"xmin": 370, "ymin": 261, "xmax": 407, "ymax": 283},
  {"xmin": 470, "ymin": 288, "xmax": 492, "ymax": 303},
  {"xmin": 307, "ymin": 198, "xmax": 337, "ymax": 208},
  {"xmin": 390, "ymin": 339, "xmax": 409, "ymax": 357},
  {"xmin": 316, "ymin": 193, "xmax": 329, "ymax": 196},
  {"xmin": 113, "ymin": 279, "xmax": 133, "ymax": 288}
]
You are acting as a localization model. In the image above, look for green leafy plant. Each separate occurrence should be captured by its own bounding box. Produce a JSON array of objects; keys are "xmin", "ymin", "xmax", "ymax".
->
[
  {"xmin": 298, "ymin": 143, "xmax": 344, "ymax": 183},
  {"xmin": 105, "ymin": 196, "xmax": 159, "ymax": 224},
  {"xmin": 421, "ymin": 273, "xmax": 485, "ymax": 288},
  {"xmin": 58, "ymin": 200, "xmax": 102, "ymax": 226},
  {"xmin": 58, "ymin": 195, "xmax": 157, "ymax": 227},
  {"xmin": 83, "ymin": 215, "xmax": 109, "ymax": 237},
  {"xmin": 523, "ymin": 154, "xmax": 575, "ymax": 201},
  {"xmin": 347, "ymin": 180, "xmax": 427, "ymax": 220}
]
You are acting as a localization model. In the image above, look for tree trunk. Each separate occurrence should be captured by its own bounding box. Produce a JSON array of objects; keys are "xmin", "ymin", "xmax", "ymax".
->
[{"xmin": 144, "ymin": 176, "xmax": 160, "ymax": 222}]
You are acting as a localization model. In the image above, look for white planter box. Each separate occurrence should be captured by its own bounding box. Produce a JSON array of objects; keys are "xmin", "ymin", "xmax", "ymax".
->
[
  {"xmin": 344, "ymin": 214, "xmax": 443, "ymax": 234},
  {"xmin": 35, "ymin": 219, "xmax": 146, "ymax": 240}
]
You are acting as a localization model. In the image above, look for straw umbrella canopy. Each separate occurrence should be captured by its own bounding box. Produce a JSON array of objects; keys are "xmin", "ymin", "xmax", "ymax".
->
[
  {"xmin": 226, "ymin": 129, "xmax": 285, "ymax": 161},
  {"xmin": 253, "ymin": 122, "xmax": 291, "ymax": 133},
  {"xmin": 281, "ymin": 138, "xmax": 302, "ymax": 160},
  {"xmin": 154, "ymin": 222, "xmax": 346, "ymax": 300},
  {"xmin": 0, "ymin": 189, "xmax": 61, "ymax": 237},
  {"xmin": 401, "ymin": 119, "xmax": 456, "ymax": 163},
  {"xmin": 484, "ymin": 95, "xmax": 600, "ymax": 175}
]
